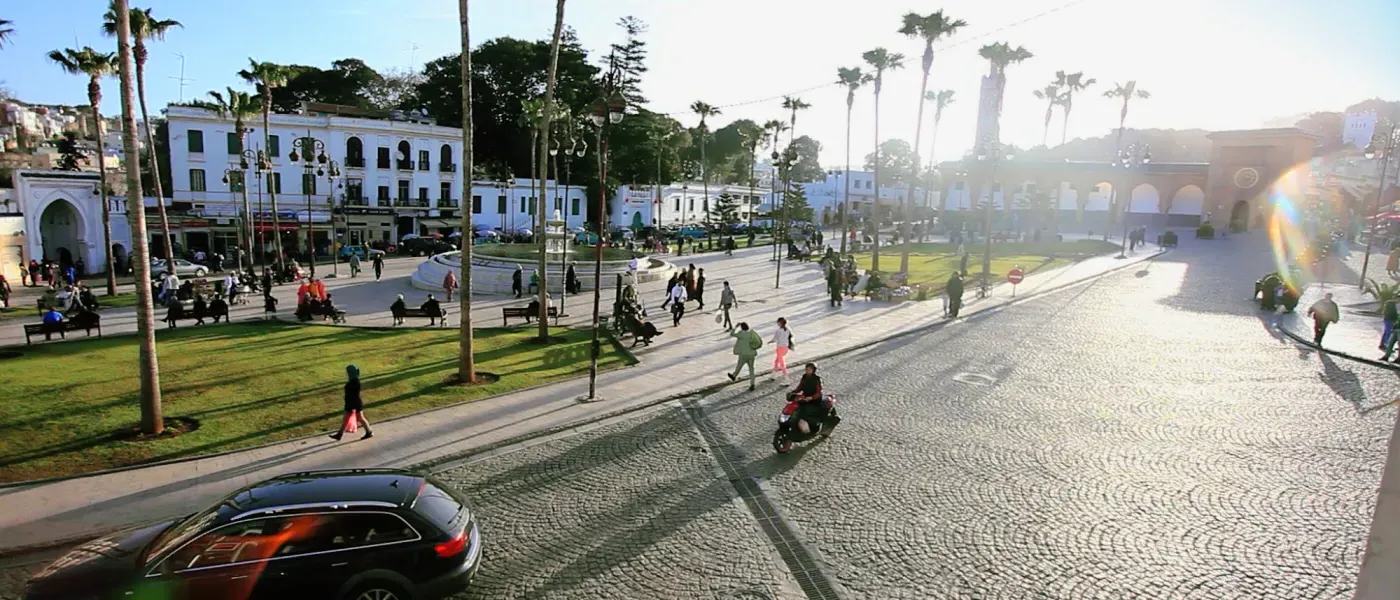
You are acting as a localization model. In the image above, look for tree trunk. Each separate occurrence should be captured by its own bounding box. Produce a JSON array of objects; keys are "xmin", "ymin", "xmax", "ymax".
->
[
  {"xmin": 457, "ymin": 0, "xmax": 476, "ymax": 382},
  {"xmin": 236, "ymin": 121, "xmax": 253, "ymax": 272},
  {"xmin": 135, "ymin": 48, "xmax": 174, "ymax": 265},
  {"xmin": 1061, "ymin": 103, "xmax": 1071, "ymax": 146},
  {"xmin": 90, "ymin": 93, "xmax": 117, "ymax": 296},
  {"xmin": 264, "ymin": 97, "xmax": 284, "ymax": 274},
  {"xmin": 932, "ymin": 116, "xmax": 946, "ymax": 217},
  {"xmin": 114, "ymin": 0, "xmax": 163, "ymax": 435},
  {"xmin": 903, "ymin": 55, "xmax": 933, "ymax": 275},
  {"xmin": 536, "ymin": 0, "xmax": 566, "ymax": 342},
  {"xmin": 871, "ymin": 89, "xmax": 882, "ymax": 272},
  {"xmin": 841, "ymin": 101, "xmax": 852, "ymax": 255}
]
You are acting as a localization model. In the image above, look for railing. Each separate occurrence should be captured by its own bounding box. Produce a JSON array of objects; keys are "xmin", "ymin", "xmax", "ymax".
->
[
  {"xmin": 439, "ymin": 162, "xmax": 457, "ymax": 173},
  {"xmin": 394, "ymin": 197, "xmax": 429, "ymax": 208},
  {"xmin": 396, "ymin": 159, "xmax": 413, "ymax": 171},
  {"xmin": 377, "ymin": 195, "xmax": 391, "ymax": 206},
  {"xmin": 344, "ymin": 196, "xmax": 369, "ymax": 206},
  {"xmin": 438, "ymin": 198, "xmax": 460, "ymax": 208},
  {"xmin": 417, "ymin": 160, "xmax": 430, "ymax": 171},
  {"xmin": 345, "ymin": 156, "xmax": 365, "ymax": 168}
]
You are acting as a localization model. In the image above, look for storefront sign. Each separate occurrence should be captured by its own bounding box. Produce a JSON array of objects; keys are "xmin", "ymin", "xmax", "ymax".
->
[
  {"xmin": 182, "ymin": 220, "xmax": 211, "ymax": 228},
  {"xmin": 340, "ymin": 207, "xmax": 395, "ymax": 216}
]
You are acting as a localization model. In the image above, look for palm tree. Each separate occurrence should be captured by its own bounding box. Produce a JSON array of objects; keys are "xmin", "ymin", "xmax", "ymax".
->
[
  {"xmin": 456, "ymin": 0, "xmax": 476, "ymax": 382},
  {"xmin": 0, "ymin": 19, "xmax": 14, "ymax": 48},
  {"xmin": 925, "ymin": 90, "xmax": 954, "ymax": 214},
  {"xmin": 1103, "ymin": 80, "xmax": 1150, "ymax": 150},
  {"xmin": 112, "ymin": 0, "xmax": 163, "ymax": 435},
  {"xmin": 208, "ymin": 87, "xmax": 257, "ymax": 270},
  {"xmin": 898, "ymin": 10, "xmax": 965, "ymax": 274},
  {"xmin": 739, "ymin": 121, "xmax": 762, "ymax": 234},
  {"xmin": 1056, "ymin": 71, "xmax": 1095, "ymax": 146},
  {"xmin": 103, "ymin": 3, "xmax": 180, "ymax": 265},
  {"xmin": 862, "ymin": 47, "xmax": 905, "ymax": 272},
  {"xmin": 763, "ymin": 118, "xmax": 787, "ymax": 257},
  {"xmin": 48, "ymin": 47, "xmax": 119, "ymax": 296},
  {"xmin": 689, "ymin": 101, "xmax": 720, "ymax": 254},
  {"xmin": 1032, "ymin": 82, "xmax": 1063, "ymax": 147},
  {"xmin": 533, "ymin": 0, "xmax": 567, "ymax": 342},
  {"xmin": 978, "ymin": 42, "xmax": 1031, "ymax": 218},
  {"xmin": 837, "ymin": 67, "xmax": 870, "ymax": 255},
  {"xmin": 520, "ymin": 97, "xmax": 544, "ymax": 236},
  {"xmin": 239, "ymin": 59, "xmax": 290, "ymax": 273}
]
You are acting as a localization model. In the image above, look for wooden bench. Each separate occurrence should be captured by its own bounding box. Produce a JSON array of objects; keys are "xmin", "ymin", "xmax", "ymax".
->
[
  {"xmin": 395, "ymin": 306, "xmax": 448, "ymax": 326},
  {"xmin": 502, "ymin": 306, "xmax": 557, "ymax": 326},
  {"xmin": 24, "ymin": 315, "xmax": 102, "ymax": 344}
]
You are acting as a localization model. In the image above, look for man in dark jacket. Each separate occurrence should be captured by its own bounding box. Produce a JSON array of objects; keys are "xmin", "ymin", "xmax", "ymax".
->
[
  {"xmin": 1383, "ymin": 298, "xmax": 1400, "ymax": 361},
  {"xmin": 421, "ymin": 294, "xmax": 443, "ymax": 326},
  {"xmin": 946, "ymin": 272, "xmax": 965, "ymax": 318},
  {"xmin": 512, "ymin": 265, "xmax": 523, "ymax": 298}
]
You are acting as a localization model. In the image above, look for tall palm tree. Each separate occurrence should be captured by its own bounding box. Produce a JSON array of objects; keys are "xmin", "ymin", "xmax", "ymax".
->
[
  {"xmin": 898, "ymin": 10, "xmax": 965, "ymax": 274},
  {"xmin": 740, "ymin": 121, "xmax": 762, "ymax": 234},
  {"xmin": 208, "ymin": 87, "xmax": 257, "ymax": 270},
  {"xmin": 925, "ymin": 90, "xmax": 954, "ymax": 214},
  {"xmin": 112, "ymin": 0, "xmax": 163, "ymax": 435},
  {"xmin": 1032, "ymin": 82, "xmax": 1063, "ymax": 147},
  {"xmin": 1103, "ymin": 80, "xmax": 1150, "ymax": 150},
  {"xmin": 837, "ymin": 67, "xmax": 870, "ymax": 255},
  {"xmin": 457, "ymin": 0, "xmax": 476, "ymax": 382},
  {"xmin": 1056, "ymin": 70, "xmax": 1095, "ymax": 146},
  {"xmin": 763, "ymin": 118, "xmax": 786, "ymax": 257},
  {"xmin": 533, "ymin": 0, "xmax": 567, "ymax": 342},
  {"xmin": 239, "ymin": 59, "xmax": 290, "ymax": 273},
  {"xmin": 520, "ymin": 97, "xmax": 545, "ymax": 236},
  {"xmin": 48, "ymin": 47, "xmax": 119, "ymax": 296},
  {"xmin": 690, "ymin": 101, "xmax": 720, "ymax": 255},
  {"xmin": 862, "ymin": 47, "xmax": 904, "ymax": 272},
  {"xmin": 977, "ymin": 42, "xmax": 1031, "ymax": 226},
  {"xmin": 103, "ymin": 3, "xmax": 180, "ymax": 265},
  {"xmin": 0, "ymin": 19, "xmax": 14, "ymax": 48}
]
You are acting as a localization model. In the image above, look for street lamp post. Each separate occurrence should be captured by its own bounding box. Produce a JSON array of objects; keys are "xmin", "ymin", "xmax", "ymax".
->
[
  {"xmin": 1114, "ymin": 143, "xmax": 1152, "ymax": 259},
  {"xmin": 1359, "ymin": 121, "xmax": 1400, "ymax": 289},
  {"xmin": 551, "ymin": 130, "xmax": 586, "ymax": 321},
  {"xmin": 679, "ymin": 173, "xmax": 690, "ymax": 256},
  {"xmin": 772, "ymin": 145, "xmax": 797, "ymax": 288},
  {"xmin": 584, "ymin": 53, "xmax": 626, "ymax": 402},
  {"xmin": 324, "ymin": 163, "xmax": 344, "ymax": 278},
  {"xmin": 289, "ymin": 132, "xmax": 330, "ymax": 279},
  {"xmin": 975, "ymin": 135, "xmax": 1014, "ymax": 297},
  {"xmin": 246, "ymin": 148, "xmax": 272, "ymax": 273}
]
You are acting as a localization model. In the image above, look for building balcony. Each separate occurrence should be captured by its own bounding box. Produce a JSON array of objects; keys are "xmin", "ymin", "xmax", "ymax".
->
[
  {"xmin": 439, "ymin": 162, "xmax": 457, "ymax": 173},
  {"xmin": 417, "ymin": 160, "xmax": 430, "ymax": 171},
  {"xmin": 396, "ymin": 160, "xmax": 413, "ymax": 171},
  {"xmin": 344, "ymin": 195, "xmax": 369, "ymax": 207},
  {"xmin": 376, "ymin": 196, "xmax": 391, "ymax": 206},
  {"xmin": 394, "ymin": 197, "xmax": 429, "ymax": 208},
  {"xmin": 438, "ymin": 198, "xmax": 459, "ymax": 208},
  {"xmin": 345, "ymin": 156, "xmax": 365, "ymax": 169}
]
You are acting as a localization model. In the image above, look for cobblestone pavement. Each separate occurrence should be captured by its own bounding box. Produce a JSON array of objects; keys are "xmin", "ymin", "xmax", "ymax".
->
[
  {"xmin": 695, "ymin": 232, "xmax": 1400, "ymax": 599},
  {"xmin": 432, "ymin": 408, "xmax": 804, "ymax": 600}
]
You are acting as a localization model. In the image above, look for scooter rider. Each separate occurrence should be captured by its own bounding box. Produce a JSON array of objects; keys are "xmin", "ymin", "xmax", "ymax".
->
[{"xmin": 790, "ymin": 363, "xmax": 825, "ymax": 434}]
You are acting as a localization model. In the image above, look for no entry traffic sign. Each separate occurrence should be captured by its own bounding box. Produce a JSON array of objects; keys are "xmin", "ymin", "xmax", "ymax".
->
[{"xmin": 1006, "ymin": 268, "xmax": 1024, "ymax": 285}]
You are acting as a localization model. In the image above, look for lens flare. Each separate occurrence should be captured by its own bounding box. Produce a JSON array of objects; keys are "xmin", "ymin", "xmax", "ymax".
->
[{"xmin": 1267, "ymin": 166, "xmax": 1320, "ymax": 292}]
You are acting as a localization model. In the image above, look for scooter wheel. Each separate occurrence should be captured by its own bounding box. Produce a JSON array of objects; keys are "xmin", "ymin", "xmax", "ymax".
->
[{"xmin": 773, "ymin": 431, "xmax": 792, "ymax": 454}]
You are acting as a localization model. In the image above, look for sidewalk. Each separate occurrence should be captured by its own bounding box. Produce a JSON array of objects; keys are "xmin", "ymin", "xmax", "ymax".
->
[
  {"xmin": 0, "ymin": 240, "xmax": 1163, "ymax": 554},
  {"xmin": 1277, "ymin": 283, "xmax": 1397, "ymax": 370}
]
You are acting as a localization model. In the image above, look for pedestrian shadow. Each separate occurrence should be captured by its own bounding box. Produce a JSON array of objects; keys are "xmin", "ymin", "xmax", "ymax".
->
[{"xmin": 1317, "ymin": 352, "xmax": 1368, "ymax": 405}]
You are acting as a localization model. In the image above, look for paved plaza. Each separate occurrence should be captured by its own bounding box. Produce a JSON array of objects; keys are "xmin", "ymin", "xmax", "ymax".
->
[{"xmin": 2, "ymin": 231, "xmax": 1398, "ymax": 599}]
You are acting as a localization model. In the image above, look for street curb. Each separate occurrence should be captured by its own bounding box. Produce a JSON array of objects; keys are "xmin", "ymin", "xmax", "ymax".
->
[
  {"xmin": 407, "ymin": 248, "xmax": 1168, "ymax": 474},
  {"xmin": 1275, "ymin": 318, "xmax": 1400, "ymax": 372},
  {"xmin": 0, "ymin": 328, "xmax": 639, "ymax": 493}
]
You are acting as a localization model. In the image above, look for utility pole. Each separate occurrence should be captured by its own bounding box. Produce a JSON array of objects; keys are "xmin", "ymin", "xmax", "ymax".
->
[{"xmin": 168, "ymin": 53, "xmax": 193, "ymax": 103}]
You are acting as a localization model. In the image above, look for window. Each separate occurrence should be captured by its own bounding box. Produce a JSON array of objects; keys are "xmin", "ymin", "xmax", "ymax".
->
[
  {"xmin": 418, "ymin": 150, "xmax": 430, "ymax": 170},
  {"xmin": 397, "ymin": 180, "xmax": 410, "ymax": 201},
  {"xmin": 689, "ymin": 199, "xmax": 695, "ymax": 211},
  {"xmin": 377, "ymin": 147, "xmax": 391, "ymax": 169},
  {"xmin": 346, "ymin": 178, "xmax": 363, "ymax": 200},
  {"xmin": 674, "ymin": 198, "xmax": 680, "ymax": 211},
  {"xmin": 268, "ymin": 172, "xmax": 282, "ymax": 194},
  {"xmin": 865, "ymin": 180, "xmax": 872, "ymax": 190},
  {"xmin": 227, "ymin": 171, "xmax": 245, "ymax": 192},
  {"xmin": 520, "ymin": 197, "xmax": 527, "ymax": 213},
  {"xmin": 226, "ymin": 132, "xmax": 242, "ymax": 154},
  {"xmin": 165, "ymin": 517, "xmax": 282, "ymax": 571},
  {"xmin": 472, "ymin": 195, "xmax": 482, "ymax": 214},
  {"xmin": 418, "ymin": 187, "xmax": 429, "ymax": 202},
  {"xmin": 346, "ymin": 137, "xmax": 364, "ymax": 164},
  {"xmin": 415, "ymin": 483, "xmax": 466, "ymax": 533},
  {"xmin": 187, "ymin": 129, "xmax": 204, "ymax": 153},
  {"xmin": 337, "ymin": 513, "xmax": 418, "ymax": 547},
  {"xmin": 190, "ymin": 169, "xmax": 207, "ymax": 192},
  {"xmin": 302, "ymin": 173, "xmax": 317, "ymax": 195},
  {"xmin": 378, "ymin": 185, "xmax": 390, "ymax": 202},
  {"xmin": 440, "ymin": 144, "xmax": 453, "ymax": 170},
  {"xmin": 571, "ymin": 197, "xmax": 580, "ymax": 216},
  {"xmin": 268, "ymin": 135, "xmax": 280, "ymax": 158},
  {"xmin": 554, "ymin": 197, "xmax": 562, "ymax": 213},
  {"xmin": 497, "ymin": 195, "xmax": 507, "ymax": 214},
  {"xmin": 527, "ymin": 197, "xmax": 535, "ymax": 215}
]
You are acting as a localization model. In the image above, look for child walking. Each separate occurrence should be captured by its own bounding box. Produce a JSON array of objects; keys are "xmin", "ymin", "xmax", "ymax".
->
[{"xmin": 771, "ymin": 317, "xmax": 793, "ymax": 376}]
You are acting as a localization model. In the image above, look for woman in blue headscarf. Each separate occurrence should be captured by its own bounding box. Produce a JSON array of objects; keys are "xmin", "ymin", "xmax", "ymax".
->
[{"xmin": 330, "ymin": 364, "xmax": 374, "ymax": 441}]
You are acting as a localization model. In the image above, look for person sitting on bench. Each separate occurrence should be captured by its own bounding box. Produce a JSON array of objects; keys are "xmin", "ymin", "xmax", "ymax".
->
[
  {"xmin": 421, "ymin": 294, "xmax": 442, "ymax": 326},
  {"xmin": 320, "ymin": 293, "xmax": 341, "ymax": 321},
  {"xmin": 390, "ymin": 294, "xmax": 407, "ymax": 326},
  {"xmin": 208, "ymin": 295, "xmax": 229, "ymax": 323},
  {"xmin": 192, "ymin": 295, "xmax": 208, "ymax": 326}
]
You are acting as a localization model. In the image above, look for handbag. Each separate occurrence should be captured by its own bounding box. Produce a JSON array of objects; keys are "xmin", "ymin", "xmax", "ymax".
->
[
  {"xmin": 749, "ymin": 333, "xmax": 763, "ymax": 351},
  {"xmin": 715, "ymin": 313, "xmax": 724, "ymax": 324},
  {"xmin": 344, "ymin": 410, "xmax": 359, "ymax": 433}
]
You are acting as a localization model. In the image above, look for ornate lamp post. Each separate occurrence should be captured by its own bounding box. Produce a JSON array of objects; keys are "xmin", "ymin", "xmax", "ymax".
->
[
  {"xmin": 289, "ymin": 132, "xmax": 330, "ymax": 278},
  {"xmin": 773, "ymin": 145, "xmax": 798, "ymax": 288},
  {"xmin": 1359, "ymin": 121, "xmax": 1400, "ymax": 289},
  {"xmin": 975, "ymin": 134, "xmax": 1014, "ymax": 297},
  {"xmin": 551, "ymin": 127, "xmax": 586, "ymax": 320},
  {"xmin": 324, "ymin": 161, "xmax": 344, "ymax": 277},
  {"xmin": 1113, "ymin": 143, "xmax": 1152, "ymax": 259},
  {"xmin": 244, "ymin": 148, "xmax": 273, "ymax": 272},
  {"xmin": 583, "ymin": 53, "xmax": 626, "ymax": 402}
]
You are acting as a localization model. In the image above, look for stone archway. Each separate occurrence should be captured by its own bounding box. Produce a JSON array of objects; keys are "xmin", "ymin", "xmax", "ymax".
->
[
  {"xmin": 1230, "ymin": 201, "xmax": 1250, "ymax": 231},
  {"xmin": 40, "ymin": 198, "xmax": 83, "ymax": 268},
  {"xmin": 1168, "ymin": 185, "xmax": 1205, "ymax": 227},
  {"xmin": 111, "ymin": 243, "xmax": 128, "ymax": 274}
]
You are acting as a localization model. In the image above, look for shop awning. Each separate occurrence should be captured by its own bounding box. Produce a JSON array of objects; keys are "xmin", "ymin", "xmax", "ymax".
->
[{"xmin": 419, "ymin": 219, "xmax": 461, "ymax": 230}]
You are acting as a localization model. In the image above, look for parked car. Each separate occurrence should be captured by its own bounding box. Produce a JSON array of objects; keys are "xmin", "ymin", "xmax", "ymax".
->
[
  {"xmin": 338, "ymin": 245, "xmax": 386, "ymax": 260},
  {"xmin": 150, "ymin": 258, "xmax": 207, "ymax": 279},
  {"xmin": 23, "ymin": 468, "xmax": 482, "ymax": 600},
  {"xmin": 399, "ymin": 236, "xmax": 456, "ymax": 257}
]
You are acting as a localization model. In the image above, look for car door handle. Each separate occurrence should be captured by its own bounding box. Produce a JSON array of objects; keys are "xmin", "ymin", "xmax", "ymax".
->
[
  {"xmin": 230, "ymin": 575, "xmax": 249, "ymax": 581},
  {"xmin": 331, "ymin": 562, "xmax": 348, "ymax": 567}
]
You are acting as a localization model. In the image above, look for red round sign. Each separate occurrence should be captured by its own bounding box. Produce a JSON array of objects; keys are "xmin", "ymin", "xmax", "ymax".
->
[{"xmin": 1006, "ymin": 268, "xmax": 1025, "ymax": 284}]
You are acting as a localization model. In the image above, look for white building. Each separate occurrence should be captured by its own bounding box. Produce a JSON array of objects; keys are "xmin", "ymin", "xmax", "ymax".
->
[
  {"xmin": 1344, "ymin": 111, "xmax": 1378, "ymax": 149},
  {"xmin": 609, "ymin": 182, "xmax": 769, "ymax": 229},
  {"xmin": 163, "ymin": 104, "xmax": 587, "ymax": 256},
  {"xmin": 3, "ymin": 169, "xmax": 134, "ymax": 281},
  {"xmin": 799, "ymin": 170, "xmax": 928, "ymax": 222}
]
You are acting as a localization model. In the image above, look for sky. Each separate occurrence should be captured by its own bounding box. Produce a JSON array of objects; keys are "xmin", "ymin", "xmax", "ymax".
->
[{"xmin": 6, "ymin": 0, "xmax": 1400, "ymax": 169}]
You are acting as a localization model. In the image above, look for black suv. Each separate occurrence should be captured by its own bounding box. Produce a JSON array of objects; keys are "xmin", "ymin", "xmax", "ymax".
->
[{"xmin": 24, "ymin": 469, "xmax": 481, "ymax": 600}]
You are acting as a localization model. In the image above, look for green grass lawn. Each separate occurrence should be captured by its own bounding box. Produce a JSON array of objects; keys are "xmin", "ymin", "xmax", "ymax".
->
[
  {"xmin": 0, "ymin": 292, "xmax": 140, "ymax": 321},
  {"xmin": 854, "ymin": 239, "xmax": 1119, "ymax": 290},
  {"xmin": 0, "ymin": 323, "xmax": 636, "ymax": 482},
  {"xmin": 474, "ymin": 244, "xmax": 642, "ymax": 262}
]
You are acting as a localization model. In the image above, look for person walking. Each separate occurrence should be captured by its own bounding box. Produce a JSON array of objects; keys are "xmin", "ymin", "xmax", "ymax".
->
[
  {"xmin": 668, "ymin": 283, "xmax": 688, "ymax": 326},
  {"xmin": 726, "ymin": 322, "xmax": 762, "ymax": 391},
  {"xmin": 1387, "ymin": 247, "xmax": 1400, "ymax": 279},
  {"xmin": 662, "ymin": 272, "xmax": 680, "ymax": 309},
  {"xmin": 1307, "ymin": 292, "xmax": 1340, "ymax": 345},
  {"xmin": 0, "ymin": 273, "xmax": 10, "ymax": 309},
  {"xmin": 330, "ymin": 364, "xmax": 374, "ymax": 441},
  {"xmin": 719, "ymin": 281, "xmax": 738, "ymax": 331},
  {"xmin": 946, "ymin": 272, "xmax": 965, "ymax": 318},
  {"xmin": 443, "ymin": 270, "xmax": 459, "ymax": 302},
  {"xmin": 1383, "ymin": 296, "xmax": 1400, "ymax": 361},
  {"xmin": 771, "ymin": 317, "xmax": 793, "ymax": 376},
  {"xmin": 349, "ymin": 253, "xmax": 362, "ymax": 278},
  {"xmin": 827, "ymin": 265, "xmax": 843, "ymax": 307},
  {"xmin": 371, "ymin": 252, "xmax": 385, "ymax": 281},
  {"xmin": 27, "ymin": 260, "xmax": 40, "ymax": 287},
  {"xmin": 693, "ymin": 268, "xmax": 707, "ymax": 310},
  {"xmin": 512, "ymin": 264, "xmax": 524, "ymax": 298}
]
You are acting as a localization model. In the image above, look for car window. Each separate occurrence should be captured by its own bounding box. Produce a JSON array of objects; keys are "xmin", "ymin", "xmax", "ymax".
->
[
  {"xmin": 413, "ymin": 483, "xmax": 464, "ymax": 533},
  {"xmin": 164, "ymin": 515, "xmax": 328, "ymax": 572},
  {"xmin": 337, "ymin": 513, "xmax": 419, "ymax": 546}
]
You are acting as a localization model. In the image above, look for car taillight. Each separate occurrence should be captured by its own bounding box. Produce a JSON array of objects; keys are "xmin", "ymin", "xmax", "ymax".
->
[{"xmin": 434, "ymin": 529, "xmax": 468, "ymax": 558}]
